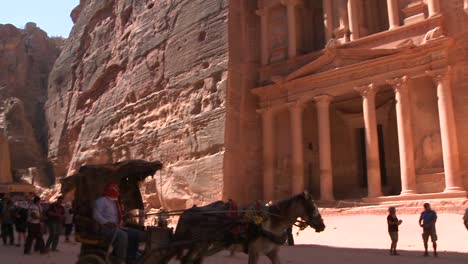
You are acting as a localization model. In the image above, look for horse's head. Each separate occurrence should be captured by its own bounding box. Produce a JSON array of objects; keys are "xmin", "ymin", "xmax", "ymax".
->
[{"xmin": 298, "ymin": 191, "xmax": 325, "ymax": 232}]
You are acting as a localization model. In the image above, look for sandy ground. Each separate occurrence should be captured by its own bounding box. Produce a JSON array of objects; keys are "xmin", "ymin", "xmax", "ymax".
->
[{"xmin": 1, "ymin": 213, "xmax": 467, "ymax": 264}]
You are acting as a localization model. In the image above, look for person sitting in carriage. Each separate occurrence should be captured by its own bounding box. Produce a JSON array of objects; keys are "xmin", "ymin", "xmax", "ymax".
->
[
  {"xmin": 93, "ymin": 183, "xmax": 145, "ymax": 264},
  {"xmin": 156, "ymin": 207, "xmax": 168, "ymax": 228}
]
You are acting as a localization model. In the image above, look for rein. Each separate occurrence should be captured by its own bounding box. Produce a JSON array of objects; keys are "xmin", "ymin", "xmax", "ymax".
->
[{"xmin": 269, "ymin": 205, "xmax": 308, "ymax": 228}]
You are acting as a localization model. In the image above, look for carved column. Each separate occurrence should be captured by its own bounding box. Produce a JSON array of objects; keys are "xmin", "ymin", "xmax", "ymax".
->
[
  {"xmin": 355, "ymin": 84, "xmax": 382, "ymax": 197},
  {"xmin": 427, "ymin": 0, "xmax": 441, "ymax": 17},
  {"xmin": 347, "ymin": 0, "xmax": 360, "ymax": 40},
  {"xmin": 323, "ymin": 0, "xmax": 334, "ymax": 42},
  {"xmin": 387, "ymin": 76, "xmax": 417, "ymax": 195},
  {"xmin": 289, "ymin": 101, "xmax": 305, "ymax": 195},
  {"xmin": 258, "ymin": 108, "xmax": 275, "ymax": 201},
  {"xmin": 314, "ymin": 95, "xmax": 334, "ymax": 201},
  {"xmin": 338, "ymin": 1, "xmax": 350, "ymax": 42},
  {"xmin": 387, "ymin": 0, "xmax": 400, "ymax": 29},
  {"xmin": 256, "ymin": 9, "xmax": 270, "ymax": 66},
  {"xmin": 282, "ymin": 0, "xmax": 301, "ymax": 59},
  {"xmin": 428, "ymin": 69, "xmax": 466, "ymax": 192}
]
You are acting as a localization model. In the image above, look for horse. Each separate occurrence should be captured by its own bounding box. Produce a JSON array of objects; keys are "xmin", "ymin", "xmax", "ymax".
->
[
  {"xmin": 170, "ymin": 201, "xmax": 240, "ymax": 263},
  {"xmin": 246, "ymin": 191, "xmax": 325, "ymax": 264},
  {"xmin": 172, "ymin": 191, "xmax": 325, "ymax": 264}
]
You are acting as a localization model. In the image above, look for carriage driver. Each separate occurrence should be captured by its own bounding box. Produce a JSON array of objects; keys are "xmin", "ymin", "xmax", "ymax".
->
[{"xmin": 93, "ymin": 183, "xmax": 145, "ymax": 264}]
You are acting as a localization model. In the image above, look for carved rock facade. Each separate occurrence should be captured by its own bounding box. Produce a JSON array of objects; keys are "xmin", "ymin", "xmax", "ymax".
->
[
  {"xmin": 248, "ymin": 0, "xmax": 468, "ymax": 202},
  {"xmin": 44, "ymin": 0, "xmax": 468, "ymax": 208}
]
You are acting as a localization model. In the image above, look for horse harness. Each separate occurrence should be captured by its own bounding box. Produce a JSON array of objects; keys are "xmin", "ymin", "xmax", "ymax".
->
[{"xmin": 256, "ymin": 200, "xmax": 315, "ymax": 244}]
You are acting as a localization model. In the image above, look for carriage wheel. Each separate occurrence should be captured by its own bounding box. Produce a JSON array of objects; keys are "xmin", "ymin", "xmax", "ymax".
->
[{"xmin": 76, "ymin": 254, "xmax": 107, "ymax": 264}]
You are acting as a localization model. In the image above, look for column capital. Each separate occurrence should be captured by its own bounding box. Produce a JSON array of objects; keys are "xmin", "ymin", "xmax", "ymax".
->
[
  {"xmin": 257, "ymin": 104, "xmax": 287, "ymax": 115},
  {"xmin": 354, "ymin": 83, "xmax": 378, "ymax": 98},
  {"xmin": 287, "ymin": 100, "xmax": 306, "ymax": 112},
  {"xmin": 313, "ymin": 94, "xmax": 333, "ymax": 107},
  {"xmin": 256, "ymin": 107, "xmax": 272, "ymax": 115},
  {"xmin": 386, "ymin": 76, "xmax": 410, "ymax": 93},
  {"xmin": 255, "ymin": 8, "xmax": 267, "ymax": 16},
  {"xmin": 426, "ymin": 67, "xmax": 453, "ymax": 83}
]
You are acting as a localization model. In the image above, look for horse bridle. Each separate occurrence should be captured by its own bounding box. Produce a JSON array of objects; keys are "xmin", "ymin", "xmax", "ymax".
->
[{"xmin": 265, "ymin": 199, "xmax": 319, "ymax": 231}]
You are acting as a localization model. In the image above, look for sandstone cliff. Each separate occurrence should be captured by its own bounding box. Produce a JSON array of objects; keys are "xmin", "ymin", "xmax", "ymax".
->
[
  {"xmin": 0, "ymin": 23, "xmax": 61, "ymax": 186},
  {"xmin": 47, "ymin": 0, "xmax": 228, "ymax": 209},
  {"xmin": 0, "ymin": 131, "xmax": 12, "ymax": 184}
]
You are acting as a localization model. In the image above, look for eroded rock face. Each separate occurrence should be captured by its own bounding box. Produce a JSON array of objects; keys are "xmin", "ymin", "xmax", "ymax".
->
[
  {"xmin": 0, "ymin": 131, "xmax": 12, "ymax": 184},
  {"xmin": 0, "ymin": 23, "xmax": 61, "ymax": 186},
  {"xmin": 47, "ymin": 0, "xmax": 228, "ymax": 209}
]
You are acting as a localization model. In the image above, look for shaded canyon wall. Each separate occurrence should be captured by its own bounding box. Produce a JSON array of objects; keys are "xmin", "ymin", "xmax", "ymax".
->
[{"xmin": 0, "ymin": 23, "xmax": 61, "ymax": 186}]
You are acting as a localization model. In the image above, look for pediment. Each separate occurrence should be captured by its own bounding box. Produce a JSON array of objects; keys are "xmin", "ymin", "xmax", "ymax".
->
[{"xmin": 285, "ymin": 47, "xmax": 404, "ymax": 81}]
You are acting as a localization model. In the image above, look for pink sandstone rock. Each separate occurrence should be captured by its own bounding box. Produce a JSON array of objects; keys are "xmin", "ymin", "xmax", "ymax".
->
[
  {"xmin": 46, "ymin": 0, "xmax": 229, "ymax": 209},
  {"xmin": 0, "ymin": 23, "xmax": 61, "ymax": 186},
  {"xmin": 5, "ymin": 0, "xmax": 465, "ymax": 210},
  {"xmin": 0, "ymin": 131, "xmax": 12, "ymax": 183}
]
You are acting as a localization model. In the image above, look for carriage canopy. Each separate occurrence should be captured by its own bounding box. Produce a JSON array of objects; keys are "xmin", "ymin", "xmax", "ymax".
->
[{"xmin": 61, "ymin": 160, "xmax": 163, "ymax": 213}]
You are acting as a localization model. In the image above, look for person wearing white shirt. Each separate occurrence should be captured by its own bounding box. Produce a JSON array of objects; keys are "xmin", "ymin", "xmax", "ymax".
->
[
  {"xmin": 93, "ymin": 183, "xmax": 146, "ymax": 264},
  {"xmin": 24, "ymin": 196, "xmax": 46, "ymax": 254},
  {"xmin": 64, "ymin": 204, "xmax": 74, "ymax": 242}
]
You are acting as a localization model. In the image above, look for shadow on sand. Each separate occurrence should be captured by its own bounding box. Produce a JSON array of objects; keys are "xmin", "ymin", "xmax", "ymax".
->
[{"xmin": 217, "ymin": 244, "xmax": 467, "ymax": 264}]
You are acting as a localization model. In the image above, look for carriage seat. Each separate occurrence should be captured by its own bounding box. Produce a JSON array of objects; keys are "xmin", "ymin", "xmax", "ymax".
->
[
  {"xmin": 75, "ymin": 232, "xmax": 107, "ymax": 246},
  {"xmin": 74, "ymin": 215, "xmax": 107, "ymax": 246}
]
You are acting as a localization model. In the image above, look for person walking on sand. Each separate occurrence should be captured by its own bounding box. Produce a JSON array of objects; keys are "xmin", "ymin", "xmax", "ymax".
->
[
  {"xmin": 419, "ymin": 203, "xmax": 438, "ymax": 257},
  {"xmin": 24, "ymin": 196, "xmax": 47, "ymax": 255},
  {"xmin": 14, "ymin": 199, "xmax": 28, "ymax": 247},
  {"xmin": 45, "ymin": 196, "xmax": 65, "ymax": 251},
  {"xmin": 64, "ymin": 203, "xmax": 74, "ymax": 242},
  {"xmin": 1, "ymin": 199, "xmax": 15, "ymax": 246},
  {"xmin": 387, "ymin": 206, "xmax": 402, "ymax": 255}
]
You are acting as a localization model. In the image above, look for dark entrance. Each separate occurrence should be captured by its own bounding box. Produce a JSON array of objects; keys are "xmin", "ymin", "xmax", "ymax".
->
[{"xmin": 358, "ymin": 125, "xmax": 387, "ymax": 188}]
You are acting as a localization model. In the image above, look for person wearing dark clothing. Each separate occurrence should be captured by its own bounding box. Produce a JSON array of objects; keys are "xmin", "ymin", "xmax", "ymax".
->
[
  {"xmin": 14, "ymin": 205, "xmax": 28, "ymax": 247},
  {"xmin": 286, "ymin": 226, "xmax": 294, "ymax": 246},
  {"xmin": 387, "ymin": 206, "xmax": 402, "ymax": 255},
  {"xmin": 156, "ymin": 207, "xmax": 168, "ymax": 228},
  {"xmin": 1, "ymin": 199, "xmax": 15, "ymax": 246},
  {"xmin": 64, "ymin": 205, "xmax": 73, "ymax": 242},
  {"xmin": 46, "ymin": 196, "xmax": 65, "ymax": 251},
  {"xmin": 419, "ymin": 203, "xmax": 438, "ymax": 257},
  {"xmin": 463, "ymin": 208, "xmax": 468, "ymax": 231},
  {"xmin": 24, "ymin": 196, "xmax": 47, "ymax": 255}
]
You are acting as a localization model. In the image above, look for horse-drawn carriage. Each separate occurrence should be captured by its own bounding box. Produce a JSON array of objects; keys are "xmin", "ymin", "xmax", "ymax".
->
[{"xmin": 61, "ymin": 160, "xmax": 325, "ymax": 264}]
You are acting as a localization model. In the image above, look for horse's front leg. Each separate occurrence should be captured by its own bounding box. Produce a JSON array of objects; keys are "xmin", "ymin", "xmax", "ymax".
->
[
  {"xmin": 248, "ymin": 252, "xmax": 259, "ymax": 264},
  {"xmin": 266, "ymin": 247, "xmax": 281, "ymax": 264},
  {"xmin": 181, "ymin": 247, "xmax": 198, "ymax": 264}
]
